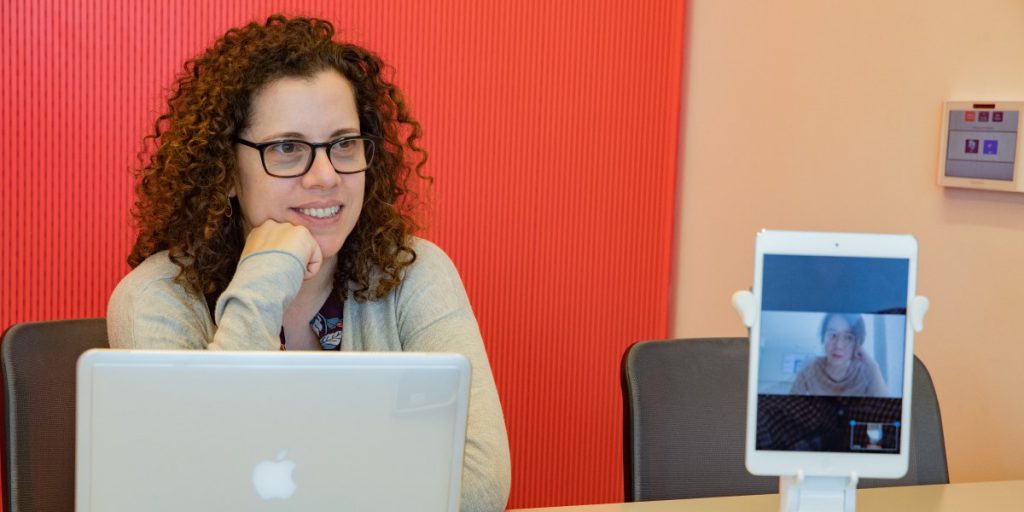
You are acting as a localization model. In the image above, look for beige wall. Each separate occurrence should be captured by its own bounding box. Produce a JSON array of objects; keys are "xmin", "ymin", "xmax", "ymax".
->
[{"xmin": 673, "ymin": 0, "xmax": 1024, "ymax": 482}]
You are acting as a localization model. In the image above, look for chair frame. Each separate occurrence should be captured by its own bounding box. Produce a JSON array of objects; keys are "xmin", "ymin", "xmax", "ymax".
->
[{"xmin": 2, "ymin": 318, "xmax": 108, "ymax": 512}]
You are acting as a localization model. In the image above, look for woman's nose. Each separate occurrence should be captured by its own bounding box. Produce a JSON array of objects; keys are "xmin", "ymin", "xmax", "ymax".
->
[{"xmin": 302, "ymin": 148, "xmax": 340, "ymax": 189}]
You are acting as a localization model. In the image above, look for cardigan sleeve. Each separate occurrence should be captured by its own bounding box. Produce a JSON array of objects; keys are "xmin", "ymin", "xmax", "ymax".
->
[{"xmin": 107, "ymin": 250, "xmax": 305, "ymax": 351}]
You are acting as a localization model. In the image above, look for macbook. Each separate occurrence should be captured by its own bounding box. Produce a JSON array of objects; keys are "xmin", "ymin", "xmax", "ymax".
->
[{"xmin": 76, "ymin": 350, "xmax": 470, "ymax": 512}]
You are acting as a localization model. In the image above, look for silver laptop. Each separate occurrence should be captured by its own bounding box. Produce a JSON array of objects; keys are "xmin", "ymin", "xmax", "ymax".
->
[{"xmin": 76, "ymin": 350, "xmax": 471, "ymax": 512}]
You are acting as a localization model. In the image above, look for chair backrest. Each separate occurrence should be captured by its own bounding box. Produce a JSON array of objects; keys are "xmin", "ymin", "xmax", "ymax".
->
[
  {"xmin": 621, "ymin": 337, "xmax": 948, "ymax": 502},
  {"xmin": 2, "ymin": 318, "xmax": 108, "ymax": 512}
]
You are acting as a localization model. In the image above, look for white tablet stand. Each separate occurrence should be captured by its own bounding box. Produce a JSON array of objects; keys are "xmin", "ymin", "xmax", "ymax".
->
[
  {"xmin": 778, "ymin": 472, "xmax": 857, "ymax": 512},
  {"xmin": 731, "ymin": 291, "xmax": 930, "ymax": 512}
]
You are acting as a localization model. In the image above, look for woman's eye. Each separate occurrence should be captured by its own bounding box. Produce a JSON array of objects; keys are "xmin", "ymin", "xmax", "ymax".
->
[{"xmin": 270, "ymin": 142, "xmax": 298, "ymax": 154}]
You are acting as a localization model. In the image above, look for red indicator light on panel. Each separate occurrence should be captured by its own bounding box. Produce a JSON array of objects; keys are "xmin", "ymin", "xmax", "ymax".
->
[{"xmin": 965, "ymin": 112, "xmax": 976, "ymax": 122}]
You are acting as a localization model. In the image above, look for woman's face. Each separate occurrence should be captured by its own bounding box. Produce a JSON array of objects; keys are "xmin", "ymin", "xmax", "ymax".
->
[
  {"xmin": 232, "ymin": 69, "xmax": 366, "ymax": 263},
  {"xmin": 823, "ymin": 316, "xmax": 857, "ymax": 365}
]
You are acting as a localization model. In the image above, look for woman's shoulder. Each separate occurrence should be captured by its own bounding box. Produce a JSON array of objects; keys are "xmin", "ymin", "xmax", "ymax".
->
[
  {"xmin": 403, "ymin": 237, "xmax": 460, "ymax": 282},
  {"xmin": 793, "ymin": 357, "xmax": 827, "ymax": 384},
  {"xmin": 408, "ymin": 236, "xmax": 449, "ymax": 261},
  {"xmin": 109, "ymin": 251, "xmax": 197, "ymax": 307},
  {"xmin": 851, "ymin": 358, "xmax": 879, "ymax": 380},
  {"xmin": 116, "ymin": 251, "xmax": 182, "ymax": 288},
  {"xmin": 107, "ymin": 251, "xmax": 211, "ymax": 348},
  {"xmin": 376, "ymin": 237, "xmax": 468, "ymax": 306},
  {"xmin": 352, "ymin": 238, "xmax": 465, "ymax": 309}
]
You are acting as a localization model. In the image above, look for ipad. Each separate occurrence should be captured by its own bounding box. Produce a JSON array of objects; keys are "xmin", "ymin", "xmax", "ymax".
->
[
  {"xmin": 937, "ymin": 100, "xmax": 1023, "ymax": 192},
  {"xmin": 745, "ymin": 230, "xmax": 917, "ymax": 478},
  {"xmin": 76, "ymin": 350, "xmax": 471, "ymax": 512}
]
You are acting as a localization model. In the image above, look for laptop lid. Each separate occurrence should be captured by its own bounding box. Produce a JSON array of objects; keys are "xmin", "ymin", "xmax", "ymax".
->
[{"xmin": 76, "ymin": 350, "xmax": 470, "ymax": 512}]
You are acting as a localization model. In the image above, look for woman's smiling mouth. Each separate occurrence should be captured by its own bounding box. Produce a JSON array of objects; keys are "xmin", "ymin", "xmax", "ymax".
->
[{"xmin": 296, "ymin": 206, "xmax": 341, "ymax": 219}]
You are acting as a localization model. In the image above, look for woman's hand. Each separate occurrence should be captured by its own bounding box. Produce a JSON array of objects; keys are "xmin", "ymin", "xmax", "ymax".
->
[
  {"xmin": 240, "ymin": 220, "xmax": 323, "ymax": 280},
  {"xmin": 854, "ymin": 348, "xmax": 879, "ymax": 367},
  {"xmin": 855, "ymin": 347, "xmax": 890, "ymax": 396}
]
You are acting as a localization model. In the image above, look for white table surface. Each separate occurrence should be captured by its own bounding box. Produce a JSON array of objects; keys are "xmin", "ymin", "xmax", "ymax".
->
[{"xmin": 510, "ymin": 480, "xmax": 1024, "ymax": 512}]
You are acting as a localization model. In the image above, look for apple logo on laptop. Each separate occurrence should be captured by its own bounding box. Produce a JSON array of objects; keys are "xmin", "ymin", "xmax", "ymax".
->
[{"xmin": 252, "ymin": 450, "xmax": 297, "ymax": 500}]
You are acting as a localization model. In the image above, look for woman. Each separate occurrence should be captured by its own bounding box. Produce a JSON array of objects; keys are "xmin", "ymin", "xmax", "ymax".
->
[
  {"xmin": 107, "ymin": 15, "xmax": 511, "ymax": 511},
  {"xmin": 790, "ymin": 313, "xmax": 888, "ymax": 397}
]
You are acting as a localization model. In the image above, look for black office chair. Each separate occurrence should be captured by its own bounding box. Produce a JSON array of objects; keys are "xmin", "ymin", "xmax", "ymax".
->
[
  {"xmin": 2, "ymin": 318, "xmax": 109, "ymax": 512},
  {"xmin": 621, "ymin": 337, "xmax": 948, "ymax": 502}
]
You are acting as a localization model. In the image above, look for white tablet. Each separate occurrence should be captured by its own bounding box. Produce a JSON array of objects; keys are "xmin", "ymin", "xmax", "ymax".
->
[
  {"xmin": 937, "ymin": 100, "xmax": 1023, "ymax": 192},
  {"xmin": 745, "ymin": 230, "xmax": 917, "ymax": 479}
]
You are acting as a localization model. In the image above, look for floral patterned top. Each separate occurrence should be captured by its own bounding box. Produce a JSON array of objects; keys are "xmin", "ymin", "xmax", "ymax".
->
[
  {"xmin": 207, "ymin": 291, "xmax": 343, "ymax": 351},
  {"xmin": 307, "ymin": 292, "xmax": 343, "ymax": 350}
]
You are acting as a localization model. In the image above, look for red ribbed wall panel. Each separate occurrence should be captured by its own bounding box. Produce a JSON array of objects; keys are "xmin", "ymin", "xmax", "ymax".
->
[{"xmin": 0, "ymin": 1, "xmax": 684, "ymax": 508}]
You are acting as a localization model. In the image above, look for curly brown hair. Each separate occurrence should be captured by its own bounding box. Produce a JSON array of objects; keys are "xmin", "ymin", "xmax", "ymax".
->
[{"xmin": 129, "ymin": 15, "xmax": 430, "ymax": 302}]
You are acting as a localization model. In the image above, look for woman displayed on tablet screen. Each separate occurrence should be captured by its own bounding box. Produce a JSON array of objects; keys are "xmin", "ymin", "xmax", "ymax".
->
[
  {"xmin": 106, "ymin": 15, "xmax": 510, "ymax": 511},
  {"xmin": 790, "ymin": 313, "xmax": 888, "ymax": 397}
]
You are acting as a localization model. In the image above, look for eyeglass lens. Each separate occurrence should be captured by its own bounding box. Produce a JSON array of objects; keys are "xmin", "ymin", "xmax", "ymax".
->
[
  {"xmin": 262, "ymin": 139, "xmax": 372, "ymax": 176},
  {"xmin": 825, "ymin": 330, "xmax": 856, "ymax": 345}
]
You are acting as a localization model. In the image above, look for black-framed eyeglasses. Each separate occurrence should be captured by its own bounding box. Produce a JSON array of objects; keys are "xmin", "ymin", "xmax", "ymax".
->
[{"xmin": 234, "ymin": 136, "xmax": 376, "ymax": 177}]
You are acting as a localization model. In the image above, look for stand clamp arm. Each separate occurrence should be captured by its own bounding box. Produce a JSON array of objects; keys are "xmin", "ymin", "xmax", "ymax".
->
[{"xmin": 732, "ymin": 291, "xmax": 930, "ymax": 333}]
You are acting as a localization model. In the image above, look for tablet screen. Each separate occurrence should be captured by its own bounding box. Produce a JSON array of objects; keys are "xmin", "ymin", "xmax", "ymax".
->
[
  {"xmin": 944, "ymin": 109, "xmax": 1018, "ymax": 181},
  {"xmin": 755, "ymin": 254, "xmax": 909, "ymax": 454}
]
